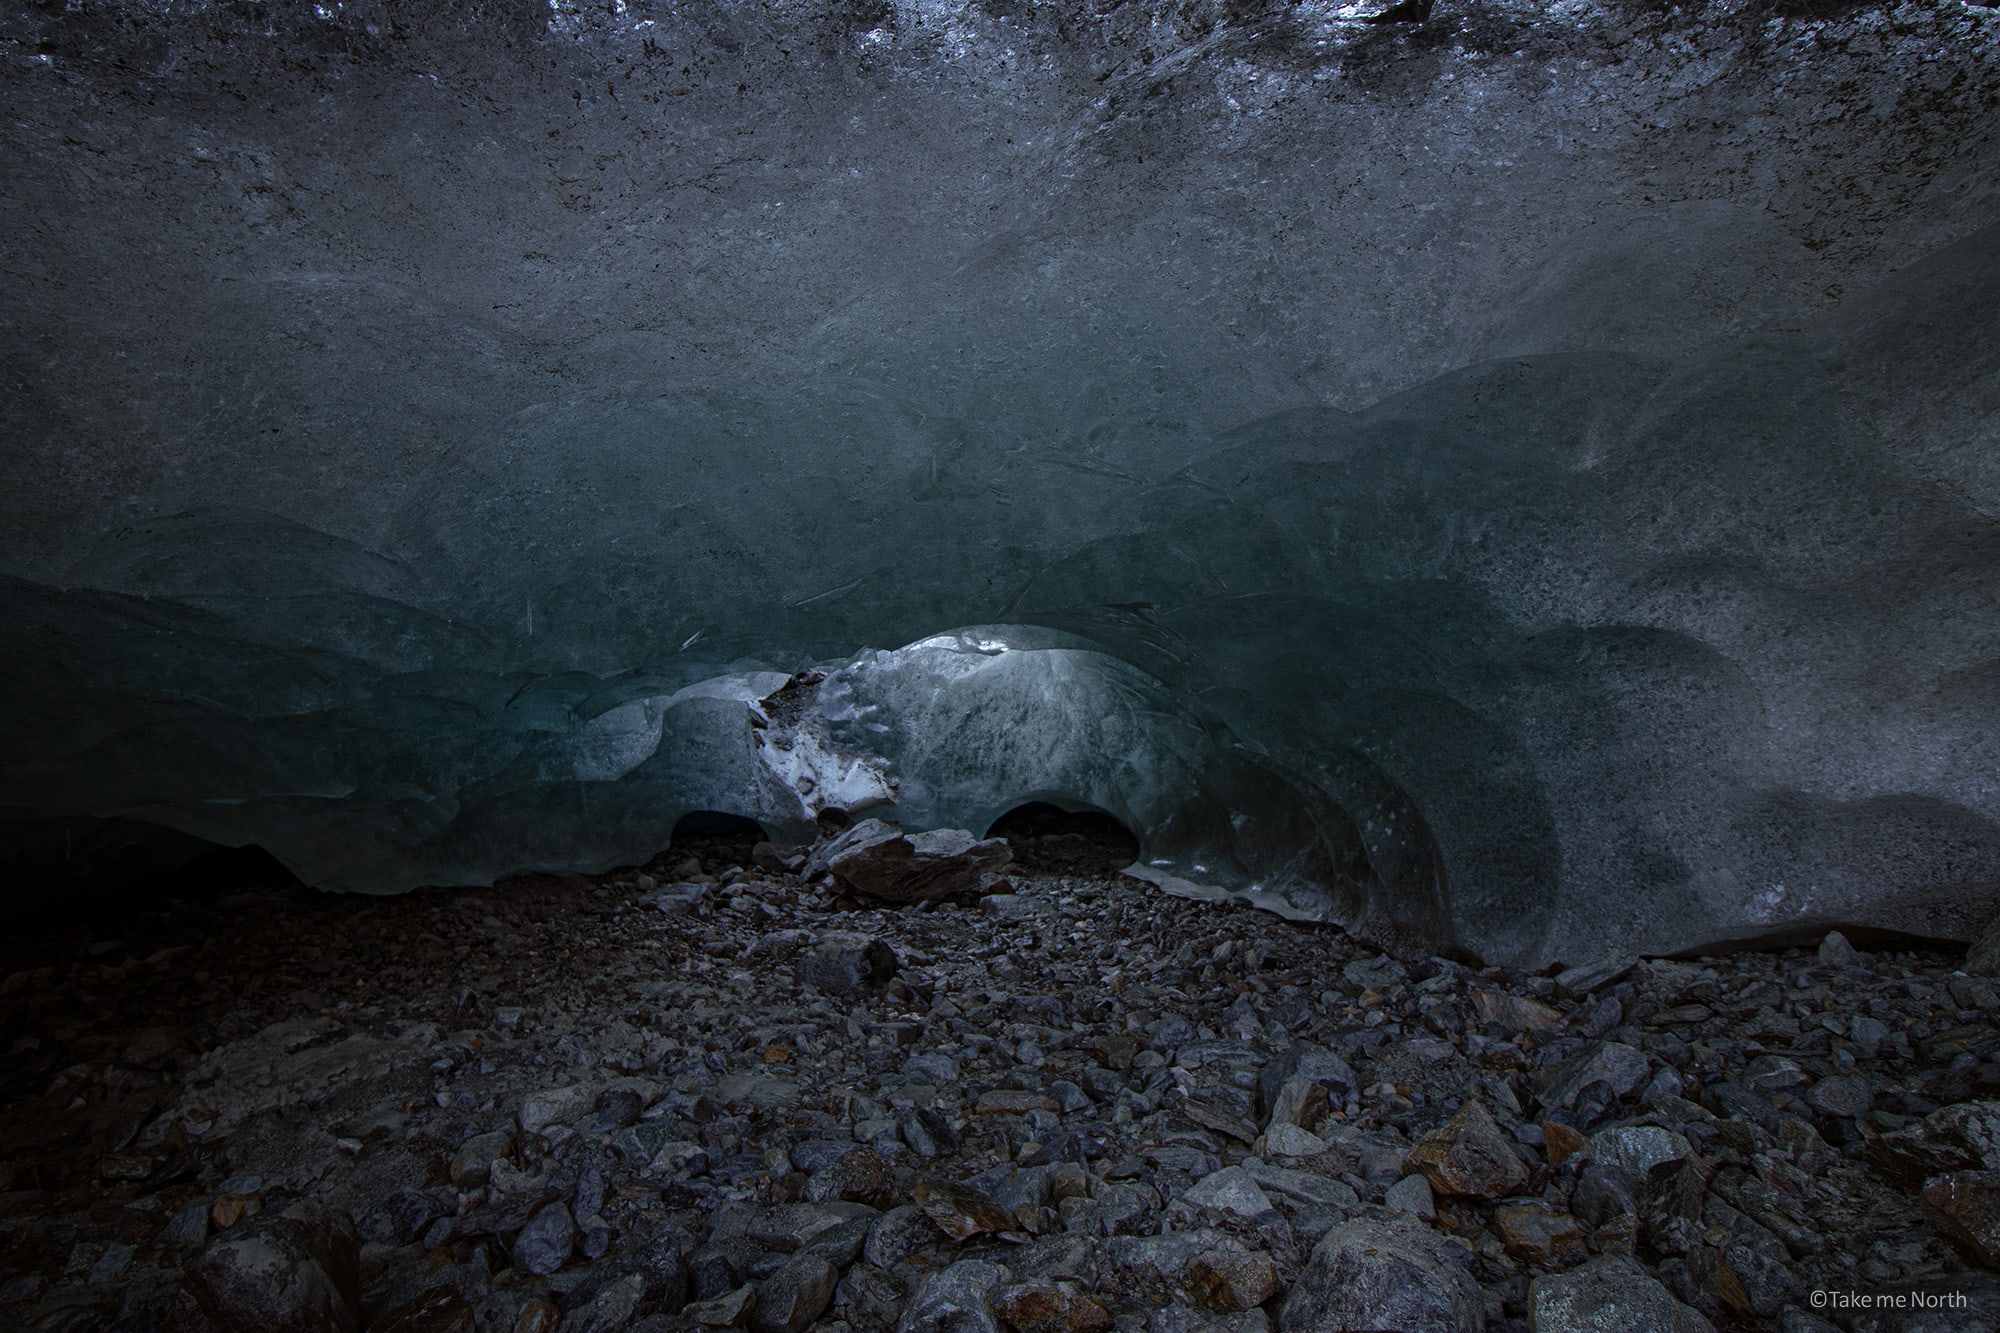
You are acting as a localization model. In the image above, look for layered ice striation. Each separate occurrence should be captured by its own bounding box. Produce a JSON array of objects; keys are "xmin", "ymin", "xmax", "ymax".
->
[{"xmin": 2, "ymin": 0, "xmax": 1998, "ymax": 962}]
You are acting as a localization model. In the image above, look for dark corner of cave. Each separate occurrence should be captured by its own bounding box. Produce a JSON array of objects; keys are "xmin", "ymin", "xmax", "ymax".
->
[{"xmin": 2, "ymin": 0, "xmax": 1998, "ymax": 1329}]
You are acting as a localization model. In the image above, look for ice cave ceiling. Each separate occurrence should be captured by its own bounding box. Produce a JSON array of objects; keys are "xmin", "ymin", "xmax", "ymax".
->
[{"xmin": 2, "ymin": 0, "xmax": 1998, "ymax": 965}]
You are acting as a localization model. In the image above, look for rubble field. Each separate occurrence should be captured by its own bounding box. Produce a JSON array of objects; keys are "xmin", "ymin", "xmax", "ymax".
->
[{"xmin": 2, "ymin": 826, "xmax": 1997, "ymax": 1333}]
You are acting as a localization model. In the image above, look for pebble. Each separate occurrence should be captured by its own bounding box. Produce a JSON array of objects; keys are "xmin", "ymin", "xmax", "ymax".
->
[
  {"xmin": 748, "ymin": 1253, "xmax": 837, "ymax": 1333},
  {"xmin": 898, "ymin": 1260, "xmax": 1008, "ymax": 1333},
  {"xmin": 513, "ymin": 1202, "xmax": 576, "ymax": 1277},
  {"xmin": 1405, "ymin": 1100, "xmax": 1528, "ymax": 1199},
  {"xmin": 1278, "ymin": 1219, "xmax": 1482, "ymax": 1333},
  {"xmin": 1529, "ymin": 1255, "xmax": 1715, "ymax": 1333}
]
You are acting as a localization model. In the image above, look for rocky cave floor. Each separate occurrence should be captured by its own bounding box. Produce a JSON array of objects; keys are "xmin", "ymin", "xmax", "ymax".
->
[{"xmin": 2, "ymin": 829, "xmax": 1999, "ymax": 1333}]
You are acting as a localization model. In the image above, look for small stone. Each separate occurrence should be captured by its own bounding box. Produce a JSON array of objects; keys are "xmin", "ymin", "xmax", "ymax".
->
[
  {"xmin": 1968, "ymin": 914, "xmax": 2000, "ymax": 976},
  {"xmin": 1405, "ymin": 1100, "xmax": 1529, "ymax": 1200},
  {"xmin": 86, "ymin": 1241, "xmax": 133, "ymax": 1285},
  {"xmin": 452, "ymin": 1130, "xmax": 514, "ymax": 1186},
  {"xmin": 1583, "ymin": 1125, "xmax": 1690, "ymax": 1178},
  {"xmin": 898, "ymin": 1260, "xmax": 1008, "ymax": 1333},
  {"xmin": 98, "ymin": 1152, "xmax": 152, "ymax": 1180},
  {"xmin": 899, "ymin": 1103, "xmax": 960, "ymax": 1159},
  {"xmin": 1553, "ymin": 956, "xmax": 1636, "ymax": 998},
  {"xmin": 993, "ymin": 1279, "xmax": 1117, "ymax": 1333},
  {"xmin": 1863, "ymin": 1100, "xmax": 2000, "ymax": 1188},
  {"xmin": 513, "ymin": 1201, "xmax": 576, "ymax": 1276},
  {"xmin": 520, "ymin": 1084, "xmax": 597, "ymax": 1135},
  {"xmin": 1741, "ymin": 1055, "xmax": 1809, "ymax": 1095},
  {"xmin": 1471, "ymin": 989, "xmax": 1564, "ymax": 1032},
  {"xmin": 1278, "ymin": 1218, "xmax": 1482, "ymax": 1333},
  {"xmin": 1536, "ymin": 1041, "xmax": 1650, "ymax": 1113},
  {"xmin": 687, "ymin": 1285, "xmax": 754, "ymax": 1327},
  {"xmin": 1261, "ymin": 1123, "xmax": 1327, "ymax": 1157},
  {"xmin": 1847, "ymin": 1014, "xmax": 1891, "ymax": 1059},
  {"xmin": 1184, "ymin": 1249, "xmax": 1278, "ymax": 1312},
  {"xmin": 360, "ymin": 1188, "xmax": 442, "ymax": 1247},
  {"xmin": 514, "ymin": 1298, "xmax": 562, "ymax": 1333},
  {"xmin": 806, "ymin": 1146, "xmax": 893, "ymax": 1208},
  {"xmin": 1804, "ymin": 1075, "xmax": 1873, "ymax": 1119},
  {"xmin": 162, "ymin": 1200, "xmax": 211, "ymax": 1247},
  {"xmin": 1264, "ymin": 1076, "xmax": 1330, "ymax": 1134},
  {"xmin": 1543, "ymin": 1121, "xmax": 1586, "ymax": 1167},
  {"xmin": 1817, "ymin": 930, "xmax": 1860, "ymax": 963},
  {"xmin": 1384, "ymin": 1174, "xmax": 1435, "ymax": 1221},
  {"xmin": 976, "ymin": 1089, "xmax": 1062, "ymax": 1115},
  {"xmin": 817, "ymin": 820, "xmax": 1013, "ymax": 904},
  {"xmin": 748, "ymin": 1253, "xmax": 837, "ymax": 1333},
  {"xmin": 371, "ymin": 1286, "xmax": 476, "ymax": 1333},
  {"xmin": 1493, "ymin": 1200, "xmax": 1588, "ymax": 1269},
  {"xmin": 1181, "ymin": 1167, "xmax": 1275, "ymax": 1218},
  {"xmin": 186, "ymin": 1201, "xmax": 361, "ymax": 1333},
  {"xmin": 796, "ymin": 931, "xmax": 899, "ymax": 994},
  {"xmin": 1922, "ymin": 1171, "xmax": 2000, "ymax": 1269},
  {"xmin": 865, "ymin": 1204, "xmax": 936, "ymax": 1267},
  {"xmin": 1529, "ymin": 1255, "xmax": 1715, "ymax": 1333},
  {"xmin": 914, "ymin": 1178, "xmax": 1017, "ymax": 1240}
]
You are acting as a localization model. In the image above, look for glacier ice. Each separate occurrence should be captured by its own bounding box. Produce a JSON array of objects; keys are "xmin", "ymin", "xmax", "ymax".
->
[{"xmin": 1, "ymin": 0, "xmax": 1998, "ymax": 963}]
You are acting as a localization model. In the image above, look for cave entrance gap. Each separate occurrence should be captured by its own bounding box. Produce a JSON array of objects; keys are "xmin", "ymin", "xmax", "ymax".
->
[{"xmin": 985, "ymin": 801, "xmax": 1142, "ymax": 875}]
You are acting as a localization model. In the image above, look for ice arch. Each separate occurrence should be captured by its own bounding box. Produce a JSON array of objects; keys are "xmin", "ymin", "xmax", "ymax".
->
[{"xmin": 2, "ymin": 0, "xmax": 1998, "ymax": 963}]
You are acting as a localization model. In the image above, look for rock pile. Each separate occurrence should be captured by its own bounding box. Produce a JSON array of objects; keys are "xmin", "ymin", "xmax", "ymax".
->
[{"xmin": 1, "ymin": 832, "xmax": 1997, "ymax": 1331}]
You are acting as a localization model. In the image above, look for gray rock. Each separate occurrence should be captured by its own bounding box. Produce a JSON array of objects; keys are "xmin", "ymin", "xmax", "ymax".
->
[
  {"xmin": 1240, "ymin": 1160, "xmax": 1358, "ymax": 1209},
  {"xmin": 514, "ymin": 1201, "xmax": 577, "ymax": 1276},
  {"xmin": 796, "ymin": 931, "xmax": 899, "ymax": 994},
  {"xmin": 1970, "ymin": 914, "xmax": 2000, "ymax": 976},
  {"xmin": 685, "ymin": 1286, "xmax": 754, "ymax": 1328},
  {"xmin": 563, "ymin": 1273, "xmax": 647, "ymax": 1333},
  {"xmin": 815, "ymin": 820, "xmax": 1012, "ymax": 903},
  {"xmin": 896, "ymin": 1259, "xmax": 1009, "ymax": 1333},
  {"xmin": 1818, "ymin": 930, "xmax": 1860, "ymax": 963},
  {"xmin": 450, "ymin": 1129, "xmax": 514, "ymax": 1186},
  {"xmin": 359, "ymin": 1189, "xmax": 442, "ymax": 1247},
  {"xmin": 1837, "ymin": 1273, "xmax": 2000, "ymax": 1332},
  {"xmin": 1102, "ymin": 1231, "xmax": 1239, "ymax": 1307},
  {"xmin": 1863, "ymin": 1100, "xmax": 2000, "ymax": 1188},
  {"xmin": 1182, "ymin": 1166, "xmax": 1276, "ymax": 1218},
  {"xmin": 1804, "ymin": 1075, "xmax": 1873, "ymax": 1119},
  {"xmin": 1554, "ymin": 957, "xmax": 1636, "ymax": 999},
  {"xmin": 1277, "ymin": 1219, "xmax": 1482, "ymax": 1333},
  {"xmin": 1148, "ymin": 1312, "xmax": 1271, "ymax": 1333},
  {"xmin": 748, "ymin": 1253, "xmax": 838, "ymax": 1333},
  {"xmin": 1848, "ymin": 1014, "xmax": 1892, "ymax": 1059},
  {"xmin": 163, "ymin": 1199, "xmax": 212, "ymax": 1247},
  {"xmin": 1536, "ymin": 1042, "xmax": 1650, "ymax": 1112},
  {"xmin": 184, "ymin": 1201, "xmax": 361, "ymax": 1333},
  {"xmin": 864, "ymin": 1203, "xmax": 936, "ymax": 1269},
  {"xmin": 1583, "ymin": 1126, "xmax": 1691, "ymax": 1179},
  {"xmin": 520, "ymin": 1084, "xmax": 598, "ymax": 1135},
  {"xmin": 1528, "ymin": 1255, "xmax": 1715, "ymax": 1332},
  {"xmin": 1384, "ymin": 1174, "xmax": 1436, "ymax": 1221},
  {"xmin": 1342, "ymin": 956, "xmax": 1409, "ymax": 991}
]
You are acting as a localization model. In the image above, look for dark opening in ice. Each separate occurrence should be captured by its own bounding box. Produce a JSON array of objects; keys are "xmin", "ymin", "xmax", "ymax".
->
[{"xmin": 985, "ymin": 801, "xmax": 1142, "ymax": 875}]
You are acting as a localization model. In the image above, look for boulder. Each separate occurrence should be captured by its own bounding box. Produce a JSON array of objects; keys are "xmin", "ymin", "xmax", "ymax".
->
[
  {"xmin": 1277, "ymin": 1218, "xmax": 1482, "ymax": 1333},
  {"xmin": 1528, "ymin": 1255, "xmax": 1714, "ymax": 1332},
  {"xmin": 183, "ymin": 1201, "xmax": 361, "ymax": 1333},
  {"xmin": 811, "ymin": 819, "xmax": 1013, "ymax": 903}
]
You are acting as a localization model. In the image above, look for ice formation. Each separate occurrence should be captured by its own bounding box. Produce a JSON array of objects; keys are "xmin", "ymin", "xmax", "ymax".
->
[{"xmin": 2, "ymin": 0, "xmax": 1997, "ymax": 963}]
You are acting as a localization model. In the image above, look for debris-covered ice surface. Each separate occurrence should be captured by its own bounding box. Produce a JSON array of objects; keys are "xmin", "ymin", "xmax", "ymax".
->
[{"xmin": 2, "ymin": 0, "xmax": 2000, "ymax": 963}]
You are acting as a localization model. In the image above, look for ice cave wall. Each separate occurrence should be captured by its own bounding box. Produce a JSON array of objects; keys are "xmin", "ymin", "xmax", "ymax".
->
[{"xmin": 1, "ymin": 0, "xmax": 1997, "ymax": 965}]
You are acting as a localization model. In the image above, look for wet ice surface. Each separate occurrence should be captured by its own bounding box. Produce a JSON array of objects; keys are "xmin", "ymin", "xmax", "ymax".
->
[
  {"xmin": 2, "ymin": 0, "xmax": 2000, "ymax": 963},
  {"xmin": 1, "ymin": 840, "xmax": 1996, "ymax": 1331}
]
